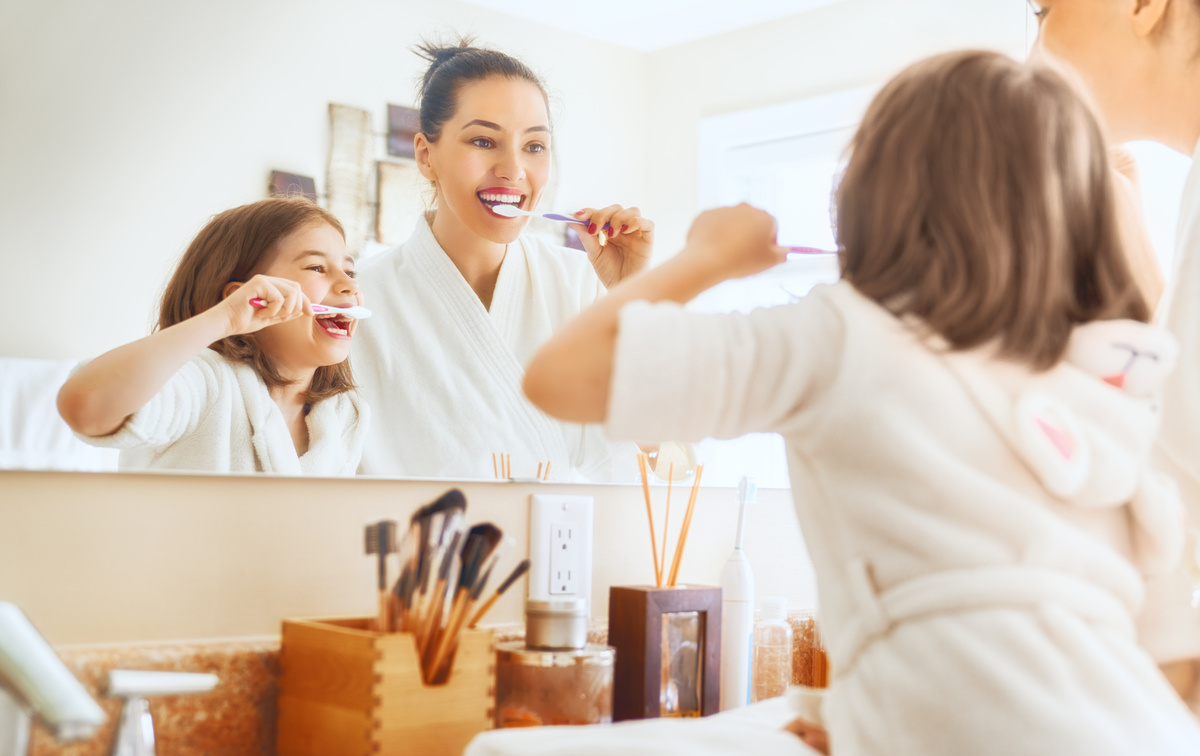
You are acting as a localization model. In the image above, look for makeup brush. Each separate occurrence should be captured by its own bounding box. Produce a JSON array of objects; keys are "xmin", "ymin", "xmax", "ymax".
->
[
  {"xmin": 411, "ymin": 490, "xmax": 467, "ymax": 634},
  {"xmin": 426, "ymin": 523, "xmax": 503, "ymax": 682},
  {"xmin": 468, "ymin": 558, "xmax": 531, "ymax": 629},
  {"xmin": 418, "ymin": 530, "xmax": 462, "ymax": 655},
  {"xmin": 364, "ymin": 520, "xmax": 398, "ymax": 632},
  {"xmin": 667, "ymin": 464, "xmax": 705, "ymax": 587}
]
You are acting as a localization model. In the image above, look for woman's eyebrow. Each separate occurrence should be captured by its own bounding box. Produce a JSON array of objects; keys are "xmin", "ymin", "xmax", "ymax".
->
[{"xmin": 461, "ymin": 119, "xmax": 550, "ymax": 134}]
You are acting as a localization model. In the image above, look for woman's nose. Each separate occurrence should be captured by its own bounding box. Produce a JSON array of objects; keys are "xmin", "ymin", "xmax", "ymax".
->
[{"xmin": 494, "ymin": 147, "xmax": 526, "ymax": 182}]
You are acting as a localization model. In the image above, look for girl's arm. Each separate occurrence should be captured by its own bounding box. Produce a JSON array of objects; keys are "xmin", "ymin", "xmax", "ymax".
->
[
  {"xmin": 523, "ymin": 204, "xmax": 786, "ymax": 423},
  {"xmin": 58, "ymin": 275, "xmax": 311, "ymax": 437}
]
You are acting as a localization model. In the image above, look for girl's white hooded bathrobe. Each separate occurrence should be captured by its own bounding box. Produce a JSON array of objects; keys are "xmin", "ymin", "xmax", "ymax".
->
[
  {"xmin": 76, "ymin": 349, "xmax": 368, "ymax": 475},
  {"xmin": 607, "ymin": 281, "xmax": 1200, "ymax": 755}
]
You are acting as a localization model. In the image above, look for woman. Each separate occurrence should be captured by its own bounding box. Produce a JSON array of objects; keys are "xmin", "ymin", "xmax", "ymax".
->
[
  {"xmin": 1030, "ymin": 0, "xmax": 1200, "ymax": 712},
  {"xmin": 354, "ymin": 39, "xmax": 652, "ymax": 480}
]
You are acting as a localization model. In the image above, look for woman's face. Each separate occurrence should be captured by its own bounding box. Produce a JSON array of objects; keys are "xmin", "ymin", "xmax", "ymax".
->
[
  {"xmin": 1030, "ymin": 0, "xmax": 1161, "ymax": 143},
  {"xmin": 418, "ymin": 77, "xmax": 552, "ymax": 245}
]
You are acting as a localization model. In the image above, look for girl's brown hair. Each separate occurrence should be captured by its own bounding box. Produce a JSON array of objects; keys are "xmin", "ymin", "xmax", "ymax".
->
[
  {"xmin": 836, "ymin": 50, "xmax": 1150, "ymax": 370},
  {"xmin": 158, "ymin": 197, "xmax": 354, "ymax": 402}
]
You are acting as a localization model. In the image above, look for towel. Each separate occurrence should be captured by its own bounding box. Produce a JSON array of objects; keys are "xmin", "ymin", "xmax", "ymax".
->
[
  {"xmin": 465, "ymin": 697, "xmax": 817, "ymax": 756},
  {"xmin": 75, "ymin": 349, "xmax": 368, "ymax": 475},
  {"xmin": 0, "ymin": 357, "xmax": 118, "ymax": 471}
]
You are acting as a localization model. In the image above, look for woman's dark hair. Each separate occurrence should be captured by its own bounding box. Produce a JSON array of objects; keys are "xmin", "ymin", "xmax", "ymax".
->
[
  {"xmin": 158, "ymin": 197, "xmax": 355, "ymax": 403},
  {"xmin": 414, "ymin": 36, "xmax": 549, "ymax": 142}
]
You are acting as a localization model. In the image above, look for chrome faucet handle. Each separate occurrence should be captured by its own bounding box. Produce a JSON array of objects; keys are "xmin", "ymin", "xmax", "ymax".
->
[
  {"xmin": 111, "ymin": 698, "xmax": 154, "ymax": 756},
  {"xmin": 106, "ymin": 671, "xmax": 217, "ymax": 756}
]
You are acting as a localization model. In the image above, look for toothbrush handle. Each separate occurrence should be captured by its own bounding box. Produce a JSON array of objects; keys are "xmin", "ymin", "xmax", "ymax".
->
[
  {"xmin": 547, "ymin": 214, "xmax": 613, "ymax": 233},
  {"xmin": 786, "ymin": 246, "xmax": 835, "ymax": 255},
  {"xmin": 250, "ymin": 298, "xmax": 266, "ymax": 308}
]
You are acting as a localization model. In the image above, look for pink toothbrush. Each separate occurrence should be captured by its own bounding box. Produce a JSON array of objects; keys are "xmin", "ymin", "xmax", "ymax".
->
[
  {"xmin": 249, "ymin": 298, "xmax": 372, "ymax": 319},
  {"xmin": 786, "ymin": 246, "xmax": 836, "ymax": 256}
]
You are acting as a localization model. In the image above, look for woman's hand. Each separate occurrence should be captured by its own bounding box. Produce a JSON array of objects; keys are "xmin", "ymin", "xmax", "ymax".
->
[
  {"xmin": 216, "ymin": 274, "xmax": 313, "ymax": 338},
  {"xmin": 685, "ymin": 204, "xmax": 788, "ymax": 284},
  {"xmin": 573, "ymin": 204, "xmax": 655, "ymax": 288},
  {"xmin": 1108, "ymin": 145, "xmax": 1165, "ymax": 309}
]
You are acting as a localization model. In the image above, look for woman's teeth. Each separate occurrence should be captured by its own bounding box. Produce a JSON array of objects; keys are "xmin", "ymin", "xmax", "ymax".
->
[{"xmin": 478, "ymin": 193, "xmax": 522, "ymax": 206}]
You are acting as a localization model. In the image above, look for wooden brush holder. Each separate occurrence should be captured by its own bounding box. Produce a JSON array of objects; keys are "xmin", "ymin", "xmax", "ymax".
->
[
  {"xmin": 608, "ymin": 585, "xmax": 721, "ymax": 721},
  {"xmin": 277, "ymin": 617, "xmax": 494, "ymax": 756}
]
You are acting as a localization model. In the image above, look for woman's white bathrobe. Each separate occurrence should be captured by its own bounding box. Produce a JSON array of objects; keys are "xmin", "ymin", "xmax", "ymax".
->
[
  {"xmin": 607, "ymin": 281, "xmax": 1200, "ymax": 755},
  {"xmin": 76, "ymin": 349, "xmax": 368, "ymax": 475},
  {"xmin": 1151, "ymin": 138, "xmax": 1200, "ymax": 670},
  {"xmin": 354, "ymin": 216, "xmax": 636, "ymax": 481}
]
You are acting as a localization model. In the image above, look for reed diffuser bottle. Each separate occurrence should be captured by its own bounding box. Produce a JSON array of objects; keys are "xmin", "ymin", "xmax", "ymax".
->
[{"xmin": 752, "ymin": 596, "xmax": 792, "ymax": 702}]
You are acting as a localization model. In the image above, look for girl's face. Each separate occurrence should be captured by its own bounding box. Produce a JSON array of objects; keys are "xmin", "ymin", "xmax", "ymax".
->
[
  {"xmin": 254, "ymin": 221, "xmax": 362, "ymax": 371},
  {"xmin": 1029, "ymin": 0, "xmax": 1157, "ymax": 142},
  {"xmin": 416, "ymin": 77, "xmax": 551, "ymax": 245}
]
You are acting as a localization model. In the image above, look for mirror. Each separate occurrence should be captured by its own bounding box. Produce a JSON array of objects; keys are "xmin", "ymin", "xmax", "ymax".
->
[{"xmin": 0, "ymin": 0, "xmax": 1037, "ymax": 486}]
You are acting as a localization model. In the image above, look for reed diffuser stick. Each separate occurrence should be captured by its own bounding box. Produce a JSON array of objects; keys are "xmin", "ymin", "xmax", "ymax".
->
[
  {"xmin": 543, "ymin": 461, "xmax": 552, "ymax": 480},
  {"xmin": 637, "ymin": 454, "xmax": 662, "ymax": 587},
  {"xmin": 537, "ymin": 462, "xmax": 543, "ymax": 480},
  {"xmin": 667, "ymin": 465, "xmax": 704, "ymax": 587},
  {"xmin": 661, "ymin": 463, "xmax": 673, "ymax": 585},
  {"xmin": 492, "ymin": 453, "xmax": 499, "ymax": 479}
]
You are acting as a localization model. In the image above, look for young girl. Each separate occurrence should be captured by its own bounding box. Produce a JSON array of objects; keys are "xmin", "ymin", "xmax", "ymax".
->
[
  {"xmin": 353, "ymin": 38, "xmax": 649, "ymax": 481},
  {"xmin": 1029, "ymin": 0, "xmax": 1200, "ymax": 704},
  {"xmin": 524, "ymin": 51, "xmax": 1200, "ymax": 754},
  {"xmin": 58, "ymin": 197, "xmax": 368, "ymax": 475}
]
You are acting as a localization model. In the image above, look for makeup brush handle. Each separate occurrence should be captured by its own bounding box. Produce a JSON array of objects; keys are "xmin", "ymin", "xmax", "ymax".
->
[
  {"xmin": 426, "ymin": 591, "xmax": 468, "ymax": 683},
  {"xmin": 467, "ymin": 593, "xmax": 501, "ymax": 630}
]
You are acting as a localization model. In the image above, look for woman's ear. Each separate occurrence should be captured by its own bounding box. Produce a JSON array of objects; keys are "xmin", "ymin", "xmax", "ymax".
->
[
  {"xmin": 1132, "ymin": 0, "xmax": 1172, "ymax": 38},
  {"xmin": 414, "ymin": 133, "xmax": 437, "ymax": 181},
  {"xmin": 222, "ymin": 281, "xmax": 243, "ymax": 300}
]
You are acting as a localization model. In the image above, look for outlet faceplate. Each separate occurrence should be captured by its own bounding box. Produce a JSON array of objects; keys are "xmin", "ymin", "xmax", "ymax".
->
[{"xmin": 529, "ymin": 494, "xmax": 594, "ymax": 612}]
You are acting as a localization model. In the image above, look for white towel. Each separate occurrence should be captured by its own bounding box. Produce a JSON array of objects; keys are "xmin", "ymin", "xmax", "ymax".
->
[
  {"xmin": 75, "ymin": 349, "xmax": 368, "ymax": 475},
  {"xmin": 465, "ymin": 697, "xmax": 817, "ymax": 756},
  {"xmin": 0, "ymin": 357, "xmax": 118, "ymax": 471}
]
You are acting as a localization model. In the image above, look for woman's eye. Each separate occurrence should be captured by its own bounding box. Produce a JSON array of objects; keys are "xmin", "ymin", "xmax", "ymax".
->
[
  {"xmin": 526, "ymin": 143, "xmax": 546, "ymax": 154},
  {"xmin": 306, "ymin": 265, "xmax": 325, "ymax": 274},
  {"xmin": 345, "ymin": 270, "xmax": 357, "ymax": 279},
  {"xmin": 470, "ymin": 137, "xmax": 493, "ymax": 149},
  {"xmin": 1027, "ymin": 0, "xmax": 1047, "ymax": 18}
]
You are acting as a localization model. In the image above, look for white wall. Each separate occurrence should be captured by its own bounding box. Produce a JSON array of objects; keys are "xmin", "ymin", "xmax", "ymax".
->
[
  {"xmin": 644, "ymin": 0, "xmax": 1031, "ymax": 255},
  {"xmin": 0, "ymin": 0, "xmax": 651, "ymax": 360}
]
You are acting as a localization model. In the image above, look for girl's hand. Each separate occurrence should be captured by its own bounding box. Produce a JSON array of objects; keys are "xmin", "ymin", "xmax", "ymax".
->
[
  {"xmin": 216, "ymin": 274, "xmax": 313, "ymax": 337},
  {"xmin": 784, "ymin": 717, "xmax": 830, "ymax": 754},
  {"xmin": 685, "ymin": 204, "xmax": 788, "ymax": 283},
  {"xmin": 573, "ymin": 204, "xmax": 655, "ymax": 288}
]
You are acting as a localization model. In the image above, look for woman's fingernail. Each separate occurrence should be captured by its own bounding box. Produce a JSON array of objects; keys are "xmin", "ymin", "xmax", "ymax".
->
[
  {"xmin": 621, "ymin": 224, "xmax": 629, "ymax": 233},
  {"xmin": 588, "ymin": 223, "xmax": 597, "ymax": 235},
  {"xmin": 574, "ymin": 210, "xmax": 585, "ymax": 217}
]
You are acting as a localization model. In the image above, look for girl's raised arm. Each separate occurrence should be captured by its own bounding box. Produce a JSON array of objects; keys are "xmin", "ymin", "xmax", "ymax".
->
[
  {"xmin": 58, "ymin": 275, "xmax": 310, "ymax": 437},
  {"xmin": 523, "ymin": 204, "xmax": 785, "ymax": 423}
]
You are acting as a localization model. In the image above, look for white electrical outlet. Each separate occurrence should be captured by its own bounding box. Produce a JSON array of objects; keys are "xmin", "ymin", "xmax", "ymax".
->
[{"xmin": 529, "ymin": 494, "xmax": 594, "ymax": 611}]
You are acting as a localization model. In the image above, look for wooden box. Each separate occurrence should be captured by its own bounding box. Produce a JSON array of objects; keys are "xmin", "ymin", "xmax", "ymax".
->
[
  {"xmin": 608, "ymin": 585, "xmax": 721, "ymax": 721},
  {"xmin": 277, "ymin": 617, "xmax": 494, "ymax": 756}
]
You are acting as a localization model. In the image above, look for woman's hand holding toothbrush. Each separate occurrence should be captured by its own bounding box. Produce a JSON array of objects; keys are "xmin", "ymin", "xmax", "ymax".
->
[{"xmin": 573, "ymin": 204, "xmax": 655, "ymax": 288}]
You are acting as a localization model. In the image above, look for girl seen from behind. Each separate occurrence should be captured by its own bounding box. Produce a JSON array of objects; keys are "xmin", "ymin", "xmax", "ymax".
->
[
  {"xmin": 525, "ymin": 51, "xmax": 1200, "ymax": 754},
  {"xmin": 58, "ymin": 197, "xmax": 368, "ymax": 475}
]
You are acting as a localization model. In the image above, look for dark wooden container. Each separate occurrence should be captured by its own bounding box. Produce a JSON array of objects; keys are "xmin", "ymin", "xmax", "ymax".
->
[{"xmin": 607, "ymin": 585, "xmax": 721, "ymax": 721}]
